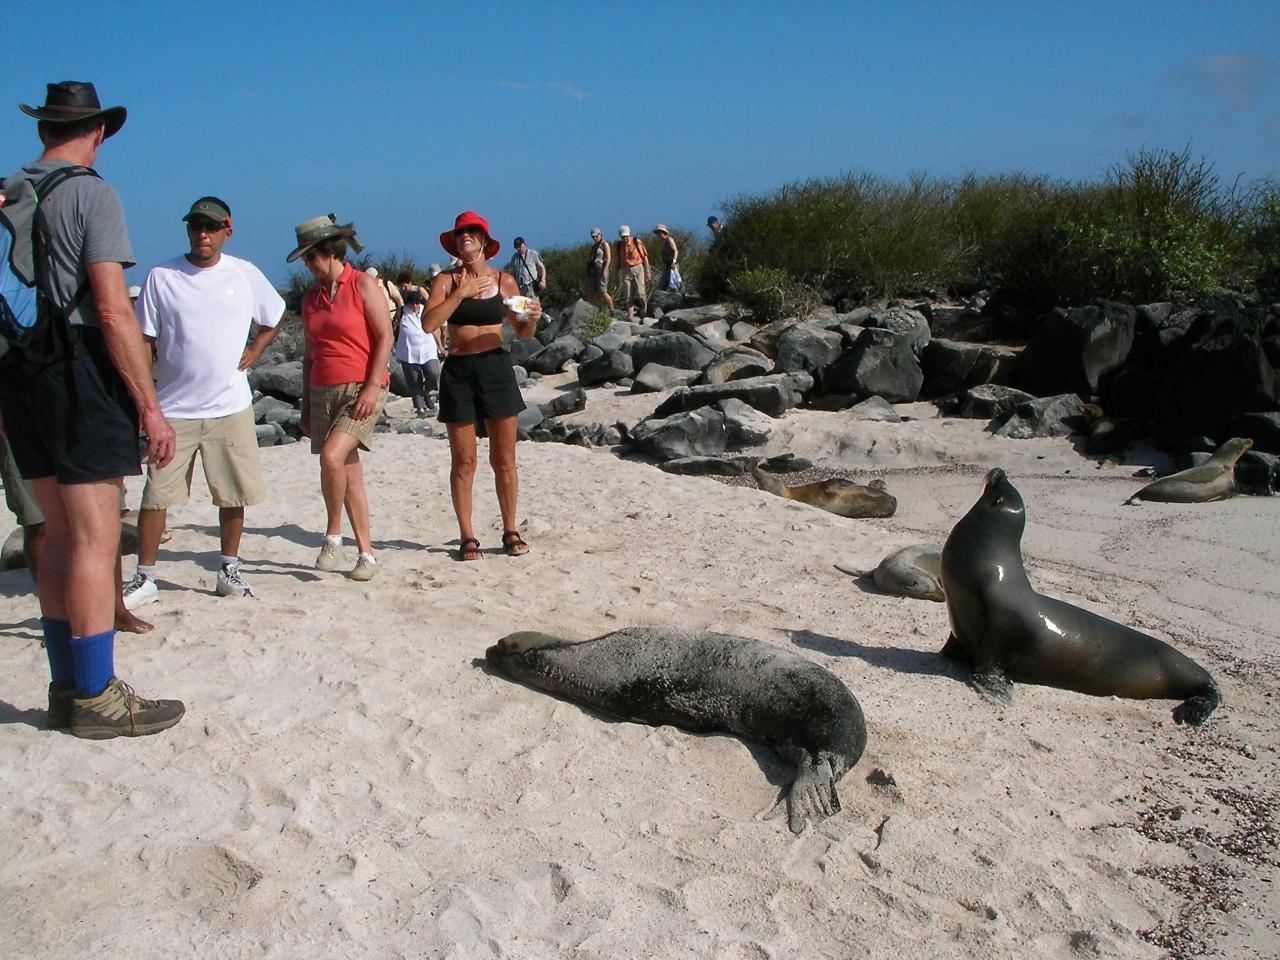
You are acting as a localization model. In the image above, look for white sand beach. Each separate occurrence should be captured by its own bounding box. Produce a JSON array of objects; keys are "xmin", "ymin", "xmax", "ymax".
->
[{"xmin": 2, "ymin": 385, "xmax": 1277, "ymax": 959}]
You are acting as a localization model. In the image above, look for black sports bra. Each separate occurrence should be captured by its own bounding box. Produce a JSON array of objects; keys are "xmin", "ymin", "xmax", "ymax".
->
[{"xmin": 448, "ymin": 273, "xmax": 506, "ymax": 326}]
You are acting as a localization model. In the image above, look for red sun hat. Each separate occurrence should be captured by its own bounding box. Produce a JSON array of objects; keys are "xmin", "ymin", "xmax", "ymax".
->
[{"xmin": 440, "ymin": 210, "xmax": 500, "ymax": 260}]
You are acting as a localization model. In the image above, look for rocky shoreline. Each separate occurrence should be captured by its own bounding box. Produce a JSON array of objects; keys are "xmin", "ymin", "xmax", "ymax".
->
[{"xmin": 244, "ymin": 288, "xmax": 1280, "ymax": 498}]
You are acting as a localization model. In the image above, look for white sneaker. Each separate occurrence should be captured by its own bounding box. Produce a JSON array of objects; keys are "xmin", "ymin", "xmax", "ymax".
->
[
  {"xmin": 351, "ymin": 553, "xmax": 377, "ymax": 582},
  {"xmin": 215, "ymin": 561, "xmax": 254, "ymax": 598},
  {"xmin": 316, "ymin": 538, "xmax": 341, "ymax": 572},
  {"xmin": 122, "ymin": 572, "xmax": 158, "ymax": 610}
]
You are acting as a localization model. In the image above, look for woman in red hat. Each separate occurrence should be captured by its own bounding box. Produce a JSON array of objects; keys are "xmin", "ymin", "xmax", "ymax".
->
[{"xmin": 422, "ymin": 211, "xmax": 542, "ymax": 560}]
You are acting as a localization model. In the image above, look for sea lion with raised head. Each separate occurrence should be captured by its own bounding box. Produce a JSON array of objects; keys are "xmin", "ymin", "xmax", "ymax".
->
[
  {"xmin": 486, "ymin": 626, "xmax": 868, "ymax": 833},
  {"xmin": 940, "ymin": 469, "xmax": 1221, "ymax": 725},
  {"xmin": 1128, "ymin": 437, "xmax": 1252, "ymax": 503},
  {"xmin": 753, "ymin": 467, "xmax": 897, "ymax": 518}
]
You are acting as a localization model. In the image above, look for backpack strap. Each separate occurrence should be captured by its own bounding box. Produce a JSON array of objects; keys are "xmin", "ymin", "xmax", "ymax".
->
[{"xmin": 31, "ymin": 166, "xmax": 102, "ymax": 359}]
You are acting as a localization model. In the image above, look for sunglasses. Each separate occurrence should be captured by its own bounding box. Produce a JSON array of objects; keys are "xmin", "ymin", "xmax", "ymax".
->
[
  {"xmin": 187, "ymin": 219, "xmax": 226, "ymax": 233},
  {"xmin": 453, "ymin": 226, "xmax": 485, "ymax": 237}
]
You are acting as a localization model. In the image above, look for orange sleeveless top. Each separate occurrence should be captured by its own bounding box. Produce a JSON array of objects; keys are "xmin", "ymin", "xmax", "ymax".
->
[{"xmin": 303, "ymin": 262, "xmax": 390, "ymax": 387}]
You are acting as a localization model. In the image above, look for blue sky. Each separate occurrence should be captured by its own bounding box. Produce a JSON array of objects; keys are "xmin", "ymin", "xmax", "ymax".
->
[{"xmin": 4, "ymin": 1, "xmax": 1277, "ymax": 288}]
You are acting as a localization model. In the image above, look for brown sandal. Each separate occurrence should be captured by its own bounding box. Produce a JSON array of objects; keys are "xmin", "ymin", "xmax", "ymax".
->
[
  {"xmin": 457, "ymin": 538, "xmax": 483, "ymax": 561},
  {"xmin": 502, "ymin": 530, "xmax": 529, "ymax": 557}
]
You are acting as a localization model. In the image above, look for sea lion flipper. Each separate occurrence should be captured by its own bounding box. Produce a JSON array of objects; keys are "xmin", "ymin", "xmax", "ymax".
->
[
  {"xmin": 1171, "ymin": 681, "xmax": 1222, "ymax": 726},
  {"xmin": 782, "ymin": 758, "xmax": 838, "ymax": 835},
  {"xmin": 968, "ymin": 660, "xmax": 1013, "ymax": 705}
]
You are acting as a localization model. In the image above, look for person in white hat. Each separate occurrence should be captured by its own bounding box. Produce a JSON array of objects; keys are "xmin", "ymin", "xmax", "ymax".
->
[{"xmin": 614, "ymin": 224, "xmax": 650, "ymax": 315}]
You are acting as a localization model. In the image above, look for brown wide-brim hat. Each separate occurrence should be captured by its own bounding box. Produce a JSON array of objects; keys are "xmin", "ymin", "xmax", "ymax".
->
[
  {"xmin": 440, "ymin": 210, "xmax": 500, "ymax": 260},
  {"xmin": 20, "ymin": 81, "xmax": 127, "ymax": 140},
  {"xmin": 286, "ymin": 214, "xmax": 364, "ymax": 263}
]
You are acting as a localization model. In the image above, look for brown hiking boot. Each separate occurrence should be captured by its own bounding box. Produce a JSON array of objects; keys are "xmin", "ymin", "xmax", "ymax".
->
[
  {"xmin": 69, "ymin": 677, "xmax": 185, "ymax": 740},
  {"xmin": 47, "ymin": 683, "xmax": 75, "ymax": 730}
]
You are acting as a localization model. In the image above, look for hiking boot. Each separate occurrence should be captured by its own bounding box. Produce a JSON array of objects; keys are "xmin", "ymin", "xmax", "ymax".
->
[
  {"xmin": 215, "ymin": 560, "xmax": 254, "ymax": 598},
  {"xmin": 315, "ymin": 539, "xmax": 341, "ymax": 572},
  {"xmin": 68, "ymin": 677, "xmax": 185, "ymax": 740},
  {"xmin": 351, "ymin": 553, "xmax": 377, "ymax": 582},
  {"xmin": 122, "ymin": 572, "xmax": 158, "ymax": 610},
  {"xmin": 47, "ymin": 683, "xmax": 75, "ymax": 730}
]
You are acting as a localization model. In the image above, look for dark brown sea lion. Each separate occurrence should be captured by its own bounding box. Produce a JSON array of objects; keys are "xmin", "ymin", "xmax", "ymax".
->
[
  {"xmin": 486, "ymin": 627, "xmax": 868, "ymax": 833},
  {"xmin": 940, "ymin": 469, "xmax": 1221, "ymax": 725}
]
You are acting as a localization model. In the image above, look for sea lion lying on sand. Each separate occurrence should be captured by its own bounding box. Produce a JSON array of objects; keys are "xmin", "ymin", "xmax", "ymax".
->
[
  {"xmin": 753, "ymin": 467, "xmax": 897, "ymax": 519},
  {"xmin": 486, "ymin": 627, "xmax": 868, "ymax": 834},
  {"xmin": 1127, "ymin": 437, "xmax": 1252, "ymax": 504},
  {"xmin": 941, "ymin": 469, "xmax": 1221, "ymax": 725},
  {"xmin": 871, "ymin": 544, "xmax": 944, "ymax": 602}
]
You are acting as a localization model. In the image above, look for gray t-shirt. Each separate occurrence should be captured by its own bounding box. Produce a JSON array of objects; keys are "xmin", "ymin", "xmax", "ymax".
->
[
  {"xmin": 2, "ymin": 158, "xmax": 134, "ymax": 327},
  {"xmin": 506, "ymin": 247, "xmax": 544, "ymax": 288}
]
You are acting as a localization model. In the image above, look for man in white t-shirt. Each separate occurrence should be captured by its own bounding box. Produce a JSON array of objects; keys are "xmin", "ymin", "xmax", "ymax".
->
[{"xmin": 123, "ymin": 196, "xmax": 285, "ymax": 607}]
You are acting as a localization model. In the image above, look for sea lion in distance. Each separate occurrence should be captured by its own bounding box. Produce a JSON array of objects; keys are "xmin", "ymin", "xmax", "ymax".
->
[
  {"xmin": 752, "ymin": 467, "xmax": 897, "ymax": 518},
  {"xmin": 486, "ymin": 627, "xmax": 867, "ymax": 834},
  {"xmin": 1128, "ymin": 437, "xmax": 1252, "ymax": 504},
  {"xmin": 940, "ymin": 468, "xmax": 1221, "ymax": 725}
]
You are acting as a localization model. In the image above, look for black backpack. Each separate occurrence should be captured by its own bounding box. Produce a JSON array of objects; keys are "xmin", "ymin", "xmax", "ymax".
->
[{"xmin": 0, "ymin": 165, "xmax": 100, "ymax": 369}]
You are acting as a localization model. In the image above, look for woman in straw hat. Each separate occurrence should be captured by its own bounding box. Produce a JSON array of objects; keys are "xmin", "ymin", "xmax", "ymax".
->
[
  {"xmin": 422, "ymin": 211, "xmax": 541, "ymax": 560},
  {"xmin": 286, "ymin": 214, "xmax": 394, "ymax": 581}
]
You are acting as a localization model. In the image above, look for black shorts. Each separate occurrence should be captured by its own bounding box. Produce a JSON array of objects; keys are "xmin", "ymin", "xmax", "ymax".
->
[
  {"xmin": 0, "ymin": 347, "xmax": 141, "ymax": 484},
  {"xmin": 437, "ymin": 348, "xmax": 525, "ymax": 425}
]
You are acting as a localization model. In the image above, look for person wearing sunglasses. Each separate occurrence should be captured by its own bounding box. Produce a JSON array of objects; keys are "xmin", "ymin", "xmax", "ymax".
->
[
  {"xmin": 124, "ymin": 197, "xmax": 285, "ymax": 608},
  {"xmin": 422, "ymin": 211, "xmax": 541, "ymax": 560}
]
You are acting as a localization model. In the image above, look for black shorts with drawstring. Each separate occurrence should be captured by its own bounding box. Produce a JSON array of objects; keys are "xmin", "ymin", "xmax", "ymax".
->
[{"xmin": 437, "ymin": 348, "xmax": 525, "ymax": 425}]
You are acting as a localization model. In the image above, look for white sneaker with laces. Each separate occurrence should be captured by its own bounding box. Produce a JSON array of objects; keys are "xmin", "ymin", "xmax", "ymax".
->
[
  {"xmin": 316, "ymin": 538, "xmax": 341, "ymax": 572},
  {"xmin": 351, "ymin": 553, "xmax": 377, "ymax": 582},
  {"xmin": 122, "ymin": 572, "xmax": 158, "ymax": 610},
  {"xmin": 215, "ymin": 561, "xmax": 254, "ymax": 598}
]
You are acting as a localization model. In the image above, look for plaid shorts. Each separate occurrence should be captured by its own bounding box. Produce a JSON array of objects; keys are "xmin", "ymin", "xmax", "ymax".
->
[{"xmin": 309, "ymin": 382, "xmax": 387, "ymax": 454}]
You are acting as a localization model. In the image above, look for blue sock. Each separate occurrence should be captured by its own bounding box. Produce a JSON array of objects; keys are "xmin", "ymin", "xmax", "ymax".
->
[
  {"xmin": 70, "ymin": 630, "xmax": 115, "ymax": 697},
  {"xmin": 41, "ymin": 618, "xmax": 74, "ymax": 688}
]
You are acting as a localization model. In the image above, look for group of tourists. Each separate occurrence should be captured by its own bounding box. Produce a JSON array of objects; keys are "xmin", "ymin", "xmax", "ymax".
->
[
  {"xmin": 0, "ymin": 81, "xmax": 542, "ymax": 740},
  {"xmin": 584, "ymin": 223, "xmax": 683, "ymax": 314}
]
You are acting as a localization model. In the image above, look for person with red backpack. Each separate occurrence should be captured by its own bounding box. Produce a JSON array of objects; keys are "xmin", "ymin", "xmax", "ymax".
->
[
  {"xmin": 614, "ymin": 224, "xmax": 650, "ymax": 315},
  {"xmin": 0, "ymin": 82, "xmax": 183, "ymax": 739}
]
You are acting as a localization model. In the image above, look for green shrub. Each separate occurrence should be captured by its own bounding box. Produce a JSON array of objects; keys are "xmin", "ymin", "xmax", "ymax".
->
[
  {"xmin": 727, "ymin": 266, "xmax": 819, "ymax": 323},
  {"xmin": 1243, "ymin": 180, "xmax": 1280, "ymax": 297},
  {"xmin": 578, "ymin": 302, "xmax": 613, "ymax": 342},
  {"xmin": 703, "ymin": 151, "xmax": 1254, "ymax": 311},
  {"xmin": 537, "ymin": 240, "xmax": 595, "ymax": 309}
]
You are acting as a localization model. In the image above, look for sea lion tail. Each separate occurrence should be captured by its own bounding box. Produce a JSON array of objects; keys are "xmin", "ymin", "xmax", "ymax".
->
[{"xmin": 1171, "ymin": 678, "xmax": 1222, "ymax": 726}]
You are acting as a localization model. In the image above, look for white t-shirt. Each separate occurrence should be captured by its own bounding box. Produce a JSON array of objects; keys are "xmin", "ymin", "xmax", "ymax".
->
[
  {"xmin": 137, "ymin": 253, "xmax": 285, "ymax": 418},
  {"xmin": 394, "ymin": 305, "xmax": 438, "ymax": 364}
]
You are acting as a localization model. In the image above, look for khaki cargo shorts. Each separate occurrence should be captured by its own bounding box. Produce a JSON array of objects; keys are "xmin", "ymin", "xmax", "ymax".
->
[
  {"xmin": 2, "ymin": 434, "xmax": 43, "ymax": 527},
  {"xmin": 140, "ymin": 407, "xmax": 265, "ymax": 509},
  {"xmin": 309, "ymin": 382, "xmax": 386, "ymax": 454}
]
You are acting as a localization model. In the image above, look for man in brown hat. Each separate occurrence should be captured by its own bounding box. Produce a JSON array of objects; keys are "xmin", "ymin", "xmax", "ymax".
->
[{"xmin": 0, "ymin": 82, "xmax": 184, "ymax": 739}]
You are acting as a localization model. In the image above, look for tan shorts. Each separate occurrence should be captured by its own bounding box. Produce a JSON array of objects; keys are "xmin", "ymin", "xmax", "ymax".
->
[
  {"xmin": 140, "ymin": 407, "xmax": 265, "ymax": 510},
  {"xmin": 309, "ymin": 382, "xmax": 387, "ymax": 454},
  {"xmin": 2, "ymin": 434, "xmax": 43, "ymax": 527}
]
